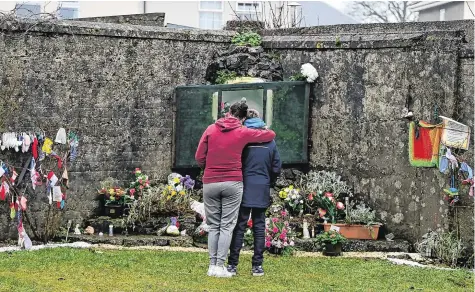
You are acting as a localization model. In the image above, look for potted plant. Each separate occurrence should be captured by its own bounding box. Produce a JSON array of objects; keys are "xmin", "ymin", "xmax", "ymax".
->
[
  {"xmin": 315, "ymin": 230, "xmax": 346, "ymax": 256},
  {"xmin": 265, "ymin": 210, "xmax": 295, "ymax": 255},
  {"xmin": 323, "ymin": 201, "xmax": 381, "ymax": 240}
]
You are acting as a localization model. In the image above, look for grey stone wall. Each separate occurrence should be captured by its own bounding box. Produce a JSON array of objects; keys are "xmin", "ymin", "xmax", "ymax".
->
[
  {"xmin": 0, "ymin": 18, "xmax": 472, "ymax": 246},
  {"xmin": 78, "ymin": 13, "xmax": 165, "ymax": 27},
  {"xmin": 262, "ymin": 20, "xmax": 474, "ymax": 243},
  {"xmin": 0, "ymin": 18, "xmax": 233, "ymax": 240}
]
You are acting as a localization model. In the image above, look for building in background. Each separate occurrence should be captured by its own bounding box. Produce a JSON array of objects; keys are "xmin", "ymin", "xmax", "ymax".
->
[
  {"xmin": 0, "ymin": 1, "xmax": 357, "ymax": 29},
  {"xmin": 409, "ymin": 1, "xmax": 475, "ymax": 21}
]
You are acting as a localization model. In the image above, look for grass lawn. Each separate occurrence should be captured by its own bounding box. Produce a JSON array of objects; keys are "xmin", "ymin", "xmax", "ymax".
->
[{"xmin": 0, "ymin": 248, "xmax": 472, "ymax": 292}]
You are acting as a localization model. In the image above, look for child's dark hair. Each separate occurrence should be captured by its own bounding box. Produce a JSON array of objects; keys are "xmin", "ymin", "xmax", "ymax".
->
[{"xmin": 230, "ymin": 101, "xmax": 248, "ymax": 119}]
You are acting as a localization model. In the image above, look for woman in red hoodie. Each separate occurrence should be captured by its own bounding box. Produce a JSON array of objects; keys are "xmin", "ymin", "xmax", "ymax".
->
[{"xmin": 195, "ymin": 101, "xmax": 276, "ymax": 278}]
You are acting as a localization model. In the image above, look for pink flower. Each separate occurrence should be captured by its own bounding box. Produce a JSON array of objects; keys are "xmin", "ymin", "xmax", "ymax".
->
[
  {"xmin": 279, "ymin": 233, "xmax": 286, "ymax": 240},
  {"xmin": 336, "ymin": 202, "xmax": 345, "ymax": 210},
  {"xmin": 139, "ymin": 185, "xmax": 144, "ymax": 190},
  {"xmin": 325, "ymin": 192, "xmax": 333, "ymax": 198},
  {"xmin": 129, "ymin": 189, "xmax": 136, "ymax": 196},
  {"xmin": 265, "ymin": 241, "xmax": 271, "ymax": 248},
  {"xmin": 265, "ymin": 236, "xmax": 271, "ymax": 242},
  {"xmin": 139, "ymin": 179, "xmax": 143, "ymax": 184},
  {"xmin": 281, "ymin": 210, "xmax": 287, "ymax": 217},
  {"xmin": 307, "ymin": 193, "xmax": 314, "ymax": 201},
  {"xmin": 272, "ymin": 227, "xmax": 278, "ymax": 233},
  {"xmin": 318, "ymin": 208, "xmax": 327, "ymax": 218},
  {"xmin": 272, "ymin": 218, "xmax": 278, "ymax": 223}
]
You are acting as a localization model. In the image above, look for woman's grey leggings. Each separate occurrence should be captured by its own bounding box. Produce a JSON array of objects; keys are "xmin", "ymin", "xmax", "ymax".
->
[{"xmin": 203, "ymin": 181, "xmax": 243, "ymax": 267}]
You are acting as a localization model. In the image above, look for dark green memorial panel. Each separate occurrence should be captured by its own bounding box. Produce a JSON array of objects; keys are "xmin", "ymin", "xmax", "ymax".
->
[{"xmin": 174, "ymin": 81, "xmax": 309, "ymax": 168}]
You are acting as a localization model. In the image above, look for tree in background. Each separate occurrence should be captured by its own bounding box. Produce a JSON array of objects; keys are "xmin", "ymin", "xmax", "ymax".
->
[
  {"xmin": 229, "ymin": 1, "xmax": 305, "ymax": 29},
  {"xmin": 346, "ymin": 1, "xmax": 418, "ymax": 23}
]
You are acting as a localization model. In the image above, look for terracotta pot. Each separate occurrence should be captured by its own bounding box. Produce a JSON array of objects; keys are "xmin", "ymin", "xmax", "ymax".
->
[
  {"xmin": 323, "ymin": 224, "xmax": 380, "ymax": 240},
  {"xmin": 323, "ymin": 242, "xmax": 342, "ymax": 256}
]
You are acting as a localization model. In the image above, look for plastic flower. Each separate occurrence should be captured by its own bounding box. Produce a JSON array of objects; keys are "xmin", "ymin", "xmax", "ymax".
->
[
  {"xmin": 129, "ymin": 189, "xmax": 136, "ymax": 196},
  {"xmin": 336, "ymin": 202, "xmax": 345, "ymax": 210},
  {"xmin": 279, "ymin": 191, "xmax": 287, "ymax": 199},
  {"xmin": 279, "ymin": 233, "xmax": 286, "ymax": 240},
  {"xmin": 108, "ymin": 188, "xmax": 114, "ymax": 195},
  {"xmin": 179, "ymin": 190, "xmax": 186, "ymax": 195},
  {"xmin": 272, "ymin": 218, "xmax": 278, "ymax": 223},
  {"xmin": 300, "ymin": 63, "xmax": 318, "ymax": 83},
  {"xmin": 307, "ymin": 193, "xmax": 314, "ymax": 201},
  {"xmin": 281, "ymin": 210, "xmax": 287, "ymax": 217},
  {"xmin": 272, "ymin": 227, "xmax": 278, "ymax": 233},
  {"xmin": 247, "ymin": 219, "xmax": 253, "ymax": 228},
  {"xmin": 135, "ymin": 168, "xmax": 141, "ymax": 174},
  {"xmin": 318, "ymin": 208, "xmax": 327, "ymax": 218},
  {"xmin": 265, "ymin": 241, "xmax": 271, "ymax": 248},
  {"xmin": 325, "ymin": 192, "xmax": 333, "ymax": 198},
  {"xmin": 171, "ymin": 191, "xmax": 177, "ymax": 196}
]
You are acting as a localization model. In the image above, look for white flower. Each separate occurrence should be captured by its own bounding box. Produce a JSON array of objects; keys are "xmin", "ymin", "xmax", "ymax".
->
[
  {"xmin": 299, "ymin": 200, "xmax": 303, "ymax": 204},
  {"xmin": 175, "ymin": 185, "xmax": 183, "ymax": 192},
  {"xmin": 291, "ymin": 194, "xmax": 296, "ymax": 199},
  {"xmin": 290, "ymin": 241, "xmax": 295, "ymax": 246},
  {"xmin": 246, "ymin": 229, "xmax": 251, "ymax": 235},
  {"xmin": 301, "ymin": 63, "xmax": 318, "ymax": 83}
]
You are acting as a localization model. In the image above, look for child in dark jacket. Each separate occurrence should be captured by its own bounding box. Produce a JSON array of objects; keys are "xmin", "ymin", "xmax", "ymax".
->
[{"xmin": 227, "ymin": 109, "xmax": 282, "ymax": 277}]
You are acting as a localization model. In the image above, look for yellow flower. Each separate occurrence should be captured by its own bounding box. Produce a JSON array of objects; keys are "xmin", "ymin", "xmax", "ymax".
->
[
  {"xmin": 279, "ymin": 191, "xmax": 287, "ymax": 199},
  {"xmin": 173, "ymin": 177, "xmax": 180, "ymax": 184},
  {"xmin": 289, "ymin": 185, "xmax": 294, "ymax": 190},
  {"xmin": 167, "ymin": 185, "xmax": 172, "ymax": 191},
  {"xmin": 167, "ymin": 196, "xmax": 171, "ymax": 200},
  {"xmin": 179, "ymin": 190, "xmax": 185, "ymax": 195},
  {"xmin": 171, "ymin": 191, "xmax": 177, "ymax": 196},
  {"xmin": 108, "ymin": 189, "xmax": 115, "ymax": 195}
]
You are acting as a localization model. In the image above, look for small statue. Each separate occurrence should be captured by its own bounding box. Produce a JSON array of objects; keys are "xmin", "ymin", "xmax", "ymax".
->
[
  {"xmin": 302, "ymin": 219, "xmax": 310, "ymax": 239},
  {"xmin": 74, "ymin": 224, "xmax": 81, "ymax": 235},
  {"xmin": 84, "ymin": 226, "xmax": 94, "ymax": 235}
]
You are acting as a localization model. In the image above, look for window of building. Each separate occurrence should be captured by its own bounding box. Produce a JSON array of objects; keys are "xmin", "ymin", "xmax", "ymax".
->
[
  {"xmin": 57, "ymin": 1, "xmax": 79, "ymax": 19},
  {"xmin": 199, "ymin": 1, "xmax": 222, "ymax": 11},
  {"xmin": 15, "ymin": 2, "xmax": 42, "ymax": 19},
  {"xmin": 236, "ymin": 1, "xmax": 261, "ymax": 21},
  {"xmin": 439, "ymin": 8, "xmax": 446, "ymax": 21},
  {"xmin": 199, "ymin": 1, "xmax": 223, "ymax": 29}
]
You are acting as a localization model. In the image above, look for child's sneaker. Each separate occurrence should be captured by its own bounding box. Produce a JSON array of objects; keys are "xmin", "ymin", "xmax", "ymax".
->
[
  {"xmin": 207, "ymin": 265, "xmax": 217, "ymax": 277},
  {"xmin": 252, "ymin": 265, "xmax": 264, "ymax": 276},
  {"xmin": 215, "ymin": 266, "xmax": 233, "ymax": 278},
  {"xmin": 227, "ymin": 264, "xmax": 237, "ymax": 276}
]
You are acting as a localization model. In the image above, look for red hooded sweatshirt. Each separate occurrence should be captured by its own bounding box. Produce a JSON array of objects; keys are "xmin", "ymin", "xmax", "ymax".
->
[{"xmin": 195, "ymin": 115, "xmax": 276, "ymax": 184}]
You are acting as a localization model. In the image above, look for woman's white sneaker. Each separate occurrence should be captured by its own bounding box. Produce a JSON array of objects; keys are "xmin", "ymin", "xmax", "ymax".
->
[
  {"xmin": 207, "ymin": 265, "xmax": 217, "ymax": 276},
  {"xmin": 214, "ymin": 266, "xmax": 234, "ymax": 278}
]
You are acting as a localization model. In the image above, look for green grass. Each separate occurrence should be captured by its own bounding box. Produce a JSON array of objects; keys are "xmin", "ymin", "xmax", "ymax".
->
[{"xmin": 0, "ymin": 248, "xmax": 472, "ymax": 292}]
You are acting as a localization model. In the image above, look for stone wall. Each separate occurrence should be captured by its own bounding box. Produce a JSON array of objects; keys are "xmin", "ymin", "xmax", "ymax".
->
[
  {"xmin": 261, "ymin": 20, "xmax": 474, "ymax": 243},
  {"xmin": 0, "ymin": 18, "xmax": 473, "ymax": 246},
  {"xmin": 0, "ymin": 18, "xmax": 233, "ymax": 240}
]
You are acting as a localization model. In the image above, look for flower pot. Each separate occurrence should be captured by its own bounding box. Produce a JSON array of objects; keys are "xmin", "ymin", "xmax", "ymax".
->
[
  {"xmin": 323, "ymin": 224, "xmax": 380, "ymax": 240},
  {"xmin": 268, "ymin": 246, "xmax": 284, "ymax": 255},
  {"xmin": 323, "ymin": 242, "xmax": 342, "ymax": 256},
  {"xmin": 104, "ymin": 205, "xmax": 124, "ymax": 218}
]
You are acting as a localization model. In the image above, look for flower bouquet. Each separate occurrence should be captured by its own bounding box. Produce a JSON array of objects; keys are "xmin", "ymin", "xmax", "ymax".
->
[
  {"xmin": 279, "ymin": 185, "xmax": 304, "ymax": 217},
  {"xmin": 159, "ymin": 174, "xmax": 195, "ymax": 215},
  {"xmin": 266, "ymin": 210, "xmax": 295, "ymax": 255},
  {"xmin": 290, "ymin": 63, "xmax": 319, "ymax": 83},
  {"xmin": 306, "ymin": 191, "xmax": 345, "ymax": 223},
  {"xmin": 128, "ymin": 168, "xmax": 150, "ymax": 199},
  {"xmin": 243, "ymin": 219, "xmax": 254, "ymax": 248}
]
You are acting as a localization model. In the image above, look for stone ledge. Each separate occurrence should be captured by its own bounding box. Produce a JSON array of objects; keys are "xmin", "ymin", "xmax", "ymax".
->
[
  {"xmin": 294, "ymin": 238, "xmax": 411, "ymax": 253},
  {"xmin": 60, "ymin": 234, "xmax": 193, "ymax": 247},
  {"xmin": 262, "ymin": 31, "xmax": 463, "ymax": 50},
  {"xmin": 0, "ymin": 17, "xmax": 234, "ymax": 43}
]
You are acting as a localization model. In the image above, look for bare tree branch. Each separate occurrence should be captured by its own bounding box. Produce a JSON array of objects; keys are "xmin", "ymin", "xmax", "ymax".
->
[{"xmin": 347, "ymin": 1, "xmax": 417, "ymax": 23}]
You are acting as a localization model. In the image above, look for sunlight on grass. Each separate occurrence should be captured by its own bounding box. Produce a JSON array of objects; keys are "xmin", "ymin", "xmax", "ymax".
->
[{"xmin": 0, "ymin": 248, "xmax": 472, "ymax": 291}]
